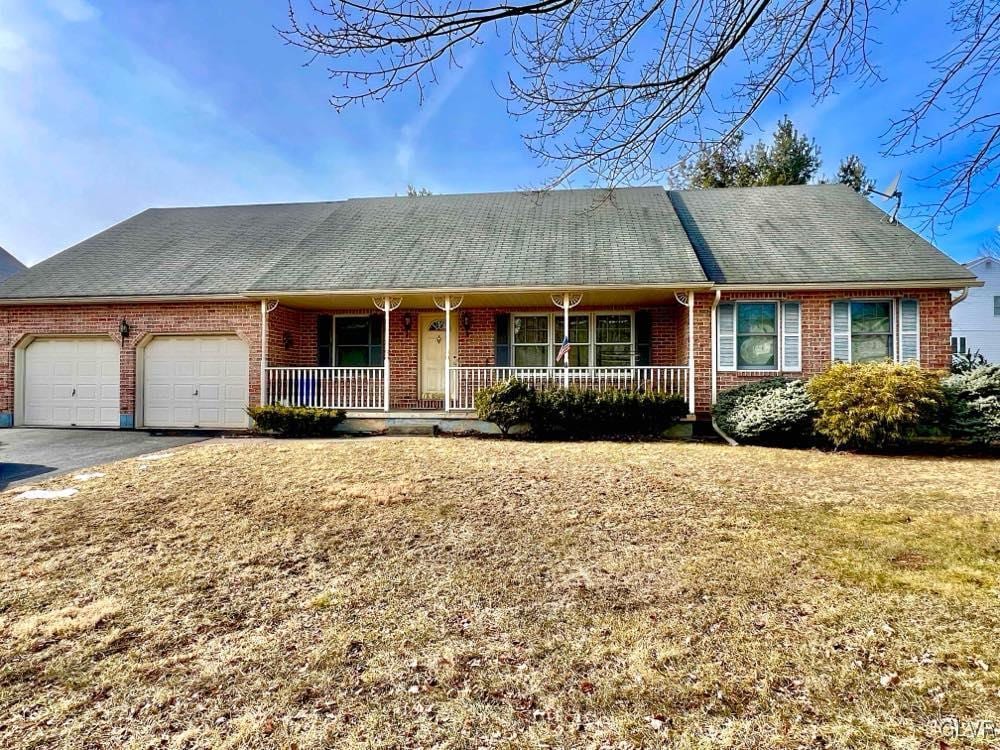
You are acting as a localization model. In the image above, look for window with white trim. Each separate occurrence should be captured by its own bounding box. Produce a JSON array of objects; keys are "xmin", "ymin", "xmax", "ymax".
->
[
  {"xmin": 512, "ymin": 315, "xmax": 549, "ymax": 366},
  {"xmin": 717, "ymin": 301, "xmax": 801, "ymax": 372},
  {"xmin": 334, "ymin": 315, "xmax": 383, "ymax": 367},
  {"xmin": 595, "ymin": 314, "xmax": 631, "ymax": 366},
  {"xmin": 567, "ymin": 314, "xmax": 590, "ymax": 366},
  {"xmin": 510, "ymin": 312, "xmax": 634, "ymax": 367},
  {"xmin": 831, "ymin": 299, "xmax": 919, "ymax": 364},
  {"xmin": 951, "ymin": 336, "xmax": 967, "ymax": 354},
  {"xmin": 994, "ymin": 296, "xmax": 1000, "ymax": 317}
]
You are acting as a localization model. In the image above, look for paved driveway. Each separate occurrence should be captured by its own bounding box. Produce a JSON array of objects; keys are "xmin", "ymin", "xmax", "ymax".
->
[{"xmin": 0, "ymin": 428, "xmax": 209, "ymax": 488}]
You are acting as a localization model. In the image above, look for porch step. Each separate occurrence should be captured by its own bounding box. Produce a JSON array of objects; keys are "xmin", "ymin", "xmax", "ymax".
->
[{"xmin": 385, "ymin": 422, "xmax": 437, "ymax": 436}]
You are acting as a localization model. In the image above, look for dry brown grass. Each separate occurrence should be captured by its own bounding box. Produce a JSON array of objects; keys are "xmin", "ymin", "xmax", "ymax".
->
[{"xmin": 1, "ymin": 438, "xmax": 998, "ymax": 749}]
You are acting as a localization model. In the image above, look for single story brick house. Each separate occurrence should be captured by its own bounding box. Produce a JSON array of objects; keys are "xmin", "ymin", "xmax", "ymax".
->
[{"xmin": 0, "ymin": 184, "xmax": 979, "ymax": 431}]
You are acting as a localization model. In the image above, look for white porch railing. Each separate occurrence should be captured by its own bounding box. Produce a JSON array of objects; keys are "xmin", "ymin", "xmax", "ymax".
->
[
  {"xmin": 266, "ymin": 367, "xmax": 385, "ymax": 410},
  {"xmin": 448, "ymin": 366, "xmax": 690, "ymax": 411}
]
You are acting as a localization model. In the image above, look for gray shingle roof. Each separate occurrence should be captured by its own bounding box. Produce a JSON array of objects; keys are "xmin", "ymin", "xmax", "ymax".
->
[
  {"xmin": 0, "ymin": 184, "xmax": 974, "ymax": 300},
  {"xmin": 0, "ymin": 245, "xmax": 26, "ymax": 282},
  {"xmin": 0, "ymin": 188, "xmax": 706, "ymax": 299},
  {"xmin": 668, "ymin": 184, "xmax": 977, "ymax": 285},
  {"xmin": 250, "ymin": 188, "xmax": 706, "ymax": 292}
]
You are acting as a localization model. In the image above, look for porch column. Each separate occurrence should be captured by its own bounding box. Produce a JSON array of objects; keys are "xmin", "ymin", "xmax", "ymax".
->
[
  {"xmin": 551, "ymin": 292, "xmax": 582, "ymax": 387},
  {"xmin": 433, "ymin": 295, "xmax": 463, "ymax": 411},
  {"xmin": 687, "ymin": 289, "xmax": 696, "ymax": 413},
  {"xmin": 260, "ymin": 299, "xmax": 278, "ymax": 407},
  {"xmin": 373, "ymin": 296, "xmax": 401, "ymax": 412}
]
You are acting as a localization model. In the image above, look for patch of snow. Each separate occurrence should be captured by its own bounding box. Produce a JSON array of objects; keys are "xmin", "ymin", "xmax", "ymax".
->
[
  {"xmin": 72, "ymin": 472, "xmax": 105, "ymax": 481},
  {"xmin": 16, "ymin": 488, "xmax": 79, "ymax": 501},
  {"xmin": 139, "ymin": 452, "xmax": 174, "ymax": 461}
]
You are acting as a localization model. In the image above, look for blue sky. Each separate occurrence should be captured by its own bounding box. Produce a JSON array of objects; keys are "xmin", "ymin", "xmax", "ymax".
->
[{"xmin": 0, "ymin": 0, "xmax": 996, "ymax": 266}]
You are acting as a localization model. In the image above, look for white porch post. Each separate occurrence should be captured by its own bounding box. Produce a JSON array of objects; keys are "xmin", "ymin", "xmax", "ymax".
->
[
  {"xmin": 260, "ymin": 299, "xmax": 278, "ymax": 407},
  {"xmin": 373, "ymin": 296, "xmax": 402, "ymax": 412},
  {"xmin": 551, "ymin": 292, "xmax": 582, "ymax": 387},
  {"xmin": 562, "ymin": 292, "xmax": 570, "ymax": 388},
  {"xmin": 687, "ymin": 289, "xmax": 696, "ymax": 413},
  {"xmin": 445, "ymin": 297, "xmax": 451, "ymax": 411},
  {"xmin": 433, "ymin": 295, "xmax": 463, "ymax": 411}
]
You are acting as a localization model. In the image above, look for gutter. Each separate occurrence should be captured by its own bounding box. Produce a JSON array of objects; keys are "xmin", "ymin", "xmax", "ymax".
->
[{"xmin": 950, "ymin": 287, "xmax": 970, "ymax": 307}]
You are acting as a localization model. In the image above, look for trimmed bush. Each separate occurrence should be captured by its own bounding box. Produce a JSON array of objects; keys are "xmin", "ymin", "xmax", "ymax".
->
[
  {"xmin": 712, "ymin": 378, "xmax": 815, "ymax": 446},
  {"xmin": 474, "ymin": 378, "xmax": 687, "ymax": 439},
  {"xmin": 247, "ymin": 405, "xmax": 346, "ymax": 437},
  {"xmin": 474, "ymin": 378, "xmax": 536, "ymax": 436},
  {"xmin": 807, "ymin": 362, "xmax": 944, "ymax": 449},
  {"xmin": 530, "ymin": 387, "xmax": 688, "ymax": 439},
  {"xmin": 943, "ymin": 364, "xmax": 1000, "ymax": 445}
]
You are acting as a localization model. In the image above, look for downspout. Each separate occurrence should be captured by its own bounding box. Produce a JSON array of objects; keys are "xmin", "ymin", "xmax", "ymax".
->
[
  {"xmin": 709, "ymin": 289, "xmax": 721, "ymax": 405},
  {"xmin": 708, "ymin": 289, "xmax": 737, "ymax": 445},
  {"xmin": 950, "ymin": 287, "xmax": 969, "ymax": 307}
]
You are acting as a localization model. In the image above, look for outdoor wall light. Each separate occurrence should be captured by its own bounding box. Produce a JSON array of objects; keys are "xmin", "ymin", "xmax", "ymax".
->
[
  {"xmin": 282, "ymin": 331, "xmax": 294, "ymax": 349},
  {"xmin": 461, "ymin": 311, "xmax": 472, "ymax": 334},
  {"xmin": 118, "ymin": 319, "xmax": 130, "ymax": 339},
  {"xmin": 402, "ymin": 311, "xmax": 414, "ymax": 333}
]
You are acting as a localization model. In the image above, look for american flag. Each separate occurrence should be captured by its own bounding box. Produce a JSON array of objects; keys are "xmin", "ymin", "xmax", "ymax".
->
[{"xmin": 557, "ymin": 334, "xmax": 571, "ymax": 363}]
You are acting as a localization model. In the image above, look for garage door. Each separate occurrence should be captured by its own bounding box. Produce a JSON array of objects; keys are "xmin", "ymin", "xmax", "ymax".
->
[
  {"xmin": 24, "ymin": 338, "xmax": 120, "ymax": 427},
  {"xmin": 143, "ymin": 336, "xmax": 249, "ymax": 428}
]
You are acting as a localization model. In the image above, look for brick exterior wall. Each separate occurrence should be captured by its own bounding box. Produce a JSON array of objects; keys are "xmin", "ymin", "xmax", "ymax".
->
[
  {"xmin": 690, "ymin": 288, "xmax": 953, "ymax": 415},
  {"xmin": 0, "ymin": 291, "xmax": 952, "ymax": 425},
  {"xmin": 0, "ymin": 301, "xmax": 262, "ymax": 426}
]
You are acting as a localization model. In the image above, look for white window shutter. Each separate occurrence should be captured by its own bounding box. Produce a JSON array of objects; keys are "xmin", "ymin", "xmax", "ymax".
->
[
  {"xmin": 899, "ymin": 299, "xmax": 920, "ymax": 363},
  {"xmin": 831, "ymin": 301, "xmax": 851, "ymax": 362},
  {"xmin": 718, "ymin": 303, "xmax": 736, "ymax": 370},
  {"xmin": 782, "ymin": 302, "xmax": 802, "ymax": 371}
]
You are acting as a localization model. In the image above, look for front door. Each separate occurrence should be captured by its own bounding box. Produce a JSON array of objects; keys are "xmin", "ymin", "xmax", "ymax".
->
[{"xmin": 420, "ymin": 315, "xmax": 458, "ymax": 398}]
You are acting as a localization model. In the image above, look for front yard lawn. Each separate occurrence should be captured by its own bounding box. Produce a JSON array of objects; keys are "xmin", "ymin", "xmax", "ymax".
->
[{"xmin": 1, "ymin": 439, "xmax": 998, "ymax": 748}]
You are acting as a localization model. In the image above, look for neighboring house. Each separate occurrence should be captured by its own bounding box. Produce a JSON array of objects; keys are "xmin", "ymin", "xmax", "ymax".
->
[
  {"xmin": 0, "ymin": 184, "xmax": 979, "ymax": 431},
  {"xmin": 0, "ymin": 245, "xmax": 27, "ymax": 283},
  {"xmin": 950, "ymin": 254, "xmax": 1000, "ymax": 362}
]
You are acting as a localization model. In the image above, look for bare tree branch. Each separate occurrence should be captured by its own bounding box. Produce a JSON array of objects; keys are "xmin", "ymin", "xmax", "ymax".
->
[{"xmin": 281, "ymin": 0, "xmax": 998, "ymax": 227}]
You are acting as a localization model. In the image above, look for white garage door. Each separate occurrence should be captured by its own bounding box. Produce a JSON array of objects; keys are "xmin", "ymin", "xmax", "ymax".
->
[
  {"xmin": 143, "ymin": 336, "xmax": 249, "ymax": 428},
  {"xmin": 24, "ymin": 338, "xmax": 120, "ymax": 427}
]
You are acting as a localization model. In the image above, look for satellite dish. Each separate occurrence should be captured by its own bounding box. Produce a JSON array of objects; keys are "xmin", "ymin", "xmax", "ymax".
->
[
  {"xmin": 883, "ymin": 171, "xmax": 901, "ymax": 199},
  {"xmin": 870, "ymin": 171, "xmax": 903, "ymax": 224}
]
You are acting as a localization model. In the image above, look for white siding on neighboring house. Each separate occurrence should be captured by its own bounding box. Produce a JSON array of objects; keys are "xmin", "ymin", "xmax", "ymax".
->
[{"xmin": 951, "ymin": 256, "xmax": 1000, "ymax": 363}]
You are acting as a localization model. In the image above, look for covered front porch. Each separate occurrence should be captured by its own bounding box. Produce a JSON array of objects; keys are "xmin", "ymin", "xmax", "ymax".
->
[{"xmin": 259, "ymin": 288, "xmax": 697, "ymax": 416}]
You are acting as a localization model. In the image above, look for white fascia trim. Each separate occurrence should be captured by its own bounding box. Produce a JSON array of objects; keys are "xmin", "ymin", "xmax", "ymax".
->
[
  {"xmin": 0, "ymin": 293, "xmax": 250, "ymax": 306},
  {"xmin": 714, "ymin": 279, "xmax": 983, "ymax": 290},
  {"xmin": 243, "ymin": 282, "xmax": 715, "ymax": 297}
]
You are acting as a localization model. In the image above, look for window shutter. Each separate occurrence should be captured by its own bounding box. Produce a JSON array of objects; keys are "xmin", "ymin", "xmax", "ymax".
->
[
  {"xmin": 781, "ymin": 302, "xmax": 801, "ymax": 371},
  {"xmin": 899, "ymin": 299, "xmax": 919, "ymax": 363},
  {"xmin": 494, "ymin": 313, "xmax": 511, "ymax": 366},
  {"xmin": 317, "ymin": 314, "xmax": 332, "ymax": 367},
  {"xmin": 831, "ymin": 301, "xmax": 850, "ymax": 362},
  {"xmin": 635, "ymin": 309, "xmax": 652, "ymax": 366},
  {"xmin": 717, "ymin": 303, "xmax": 736, "ymax": 370},
  {"xmin": 369, "ymin": 313, "xmax": 384, "ymax": 367}
]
